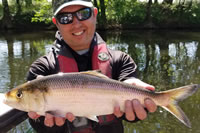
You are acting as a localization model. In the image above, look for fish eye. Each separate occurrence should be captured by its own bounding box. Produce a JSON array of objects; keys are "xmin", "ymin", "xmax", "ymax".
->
[{"xmin": 16, "ymin": 90, "xmax": 23, "ymax": 99}]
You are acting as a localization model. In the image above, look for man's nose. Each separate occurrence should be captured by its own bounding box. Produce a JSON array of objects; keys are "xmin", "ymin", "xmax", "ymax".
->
[{"xmin": 72, "ymin": 15, "xmax": 81, "ymax": 26}]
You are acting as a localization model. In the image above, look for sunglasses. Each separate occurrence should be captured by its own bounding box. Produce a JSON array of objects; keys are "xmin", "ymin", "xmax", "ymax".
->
[{"xmin": 56, "ymin": 7, "xmax": 92, "ymax": 24}]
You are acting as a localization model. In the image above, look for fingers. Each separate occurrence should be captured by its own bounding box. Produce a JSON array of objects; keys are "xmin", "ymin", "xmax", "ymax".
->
[
  {"xmin": 66, "ymin": 112, "xmax": 75, "ymax": 122},
  {"xmin": 145, "ymin": 85, "xmax": 155, "ymax": 91},
  {"xmin": 123, "ymin": 78, "xmax": 155, "ymax": 91},
  {"xmin": 28, "ymin": 112, "xmax": 75, "ymax": 127},
  {"xmin": 118, "ymin": 99, "xmax": 157, "ymax": 121},
  {"xmin": 144, "ymin": 98, "xmax": 157, "ymax": 113},
  {"xmin": 36, "ymin": 75, "xmax": 44, "ymax": 79},
  {"xmin": 28, "ymin": 111, "xmax": 40, "ymax": 119},
  {"xmin": 124, "ymin": 99, "xmax": 147, "ymax": 121},
  {"xmin": 125, "ymin": 100, "xmax": 135, "ymax": 121},
  {"xmin": 132, "ymin": 99, "xmax": 147, "ymax": 120},
  {"xmin": 55, "ymin": 117, "xmax": 65, "ymax": 126},
  {"xmin": 134, "ymin": 80, "xmax": 155, "ymax": 91},
  {"xmin": 44, "ymin": 113, "xmax": 66, "ymax": 127},
  {"xmin": 44, "ymin": 113, "xmax": 54, "ymax": 127},
  {"xmin": 113, "ymin": 105, "xmax": 123, "ymax": 118}
]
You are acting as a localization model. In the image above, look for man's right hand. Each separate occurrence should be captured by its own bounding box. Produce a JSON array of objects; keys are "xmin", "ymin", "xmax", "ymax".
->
[{"xmin": 28, "ymin": 112, "xmax": 75, "ymax": 127}]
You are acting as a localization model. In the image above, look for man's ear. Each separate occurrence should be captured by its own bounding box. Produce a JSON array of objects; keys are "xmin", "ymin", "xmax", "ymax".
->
[
  {"xmin": 93, "ymin": 7, "xmax": 98, "ymax": 17},
  {"xmin": 52, "ymin": 17, "xmax": 57, "ymax": 25}
]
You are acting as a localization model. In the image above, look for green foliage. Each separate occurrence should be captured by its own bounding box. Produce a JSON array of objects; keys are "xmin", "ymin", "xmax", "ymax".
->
[
  {"xmin": 181, "ymin": 3, "xmax": 200, "ymax": 24},
  {"xmin": 105, "ymin": 0, "xmax": 200, "ymax": 28},
  {"xmin": 150, "ymin": 2, "xmax": 200, "ymax": 27},
  {"xmin": 106, "ymin": 0, "xmax": 146, "ymax": 25},
  {"xmin": 13, "ymin": 11, "xmax": 35, "ymax": 25},
  {"xmin": 1, "ymin": 0, "xmax": 200, "ymax": 29},
  {"xmin": 31, "ymin": 0, "xmax": 52, "ymax": 24}
]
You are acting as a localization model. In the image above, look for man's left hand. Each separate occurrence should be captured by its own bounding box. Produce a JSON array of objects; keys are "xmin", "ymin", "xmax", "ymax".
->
[{"xmin": 113, "ymin": 78, "xmax": 157, "ymax": 121}]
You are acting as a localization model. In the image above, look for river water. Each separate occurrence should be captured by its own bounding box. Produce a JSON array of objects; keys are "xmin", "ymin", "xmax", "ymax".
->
[{"xmin": 0, "ymin": 30, "xmax": 200, "ymax": 133}]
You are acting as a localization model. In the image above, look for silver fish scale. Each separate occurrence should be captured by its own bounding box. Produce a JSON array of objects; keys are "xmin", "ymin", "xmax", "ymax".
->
[{"xmin": 39, "ymin": 73, "xmax": 154, "ymax": 98}]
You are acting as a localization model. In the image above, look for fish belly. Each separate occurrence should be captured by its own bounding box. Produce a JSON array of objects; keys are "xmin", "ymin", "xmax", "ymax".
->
[{"xmin": 43, "ymin": 87, "xmax": 141, "ymax": 117}]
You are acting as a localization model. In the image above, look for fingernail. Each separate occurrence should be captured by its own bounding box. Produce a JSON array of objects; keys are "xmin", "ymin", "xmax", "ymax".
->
[
  {"xmin": 126, "ymin": 100, "xmax": 132, "ymax": 107},
  {"xmin": 132, "ymin": 99, "xmax": 139, "ymax": 105},
  {"xmin": 146, "ymin": 86, "xmax": 155, "ymax": 91}
]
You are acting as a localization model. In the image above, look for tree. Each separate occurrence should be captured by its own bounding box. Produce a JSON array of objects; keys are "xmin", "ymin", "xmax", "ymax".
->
[
  {"xmin": 93, "ymin": 0, "xmax": 99, "ymax": 9},
  {"xmin": 144, "ymin": 0, "xmax": 156, "ymax": 28},
  {"xmin": 99, "ymin": 0, "xmax": 107, "ymax": 28},
  {"xmin": 1, "ymin": 0, "xmax": 13, "ymax": 29},
  {"xmin": 163, "ymin": 0, "xmax": 173, "ymax": 4},
  {"xmin": 16, "ymin": 0, "xmax": 22, "ymax": 15}
]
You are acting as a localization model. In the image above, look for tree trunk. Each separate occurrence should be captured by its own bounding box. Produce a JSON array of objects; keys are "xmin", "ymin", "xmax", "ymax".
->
[
  {"xmin": 145, "ymin": 0, "xmax": 152, "ymax": 21},
  {"xmin": 1, "ymin": 0, "xmax": 13, "ymax": 29},
  {"xmin": 93, "ymin": 0, "xmax": 99, "ymax": 16},
  {"xmin": 99, "ymin": 0, "xmax": 107, "ymax": 28},
  {"xmin": 144, "ymin": 0, "xmax": 156, "ymax": 28},
  {"xmin": 93, "ymin": 0, "xmax": 98, "ymax": 8},
  {"xmin": 16, "ymin": 0, "xmax": 22, "ymax": 15},
  {"xmin": 188, "ymin": 0, "xmax": 193, "ymax": 8},
  {"xmin": 197, "ymin": 41, "xmax": 200, "ymax": 58},
  {"xmin": 163, "ymin": 0, "xmax": 173, "ymax": 4}
]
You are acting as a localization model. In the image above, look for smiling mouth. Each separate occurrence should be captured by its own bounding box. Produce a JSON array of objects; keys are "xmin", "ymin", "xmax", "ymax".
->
[{"xmin": 73, "ymin": 31, "xmax": 84, "ymax": 36}]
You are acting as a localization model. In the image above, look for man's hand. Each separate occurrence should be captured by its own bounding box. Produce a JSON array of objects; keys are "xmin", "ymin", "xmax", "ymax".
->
[
  {"xmin": 28, "ymin": 112, "xmax": 75, "ymax": 127},
  {"xmin": 123, "ymin": 78, "xmax": 155, "ymax": 91},
  {"xmin": 113, "ymin": 78, "xmax": 157, "ymax": 121}
]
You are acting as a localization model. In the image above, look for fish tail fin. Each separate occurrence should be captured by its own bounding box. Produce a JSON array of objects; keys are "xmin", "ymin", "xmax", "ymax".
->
[{"xmin": 160, "ymin": 84, "xmax": 199, "ymax": 128}]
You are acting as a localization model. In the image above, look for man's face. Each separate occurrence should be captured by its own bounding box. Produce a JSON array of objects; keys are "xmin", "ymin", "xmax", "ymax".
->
[{"xmin": 55, "ymin": 5, "xmax": 97, "ymax": 51}]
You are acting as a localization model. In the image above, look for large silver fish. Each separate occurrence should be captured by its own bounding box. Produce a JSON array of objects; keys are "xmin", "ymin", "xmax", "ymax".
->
[{"xmin": 3, "ymin": 71, "xmax": 199, "ymax": 128}]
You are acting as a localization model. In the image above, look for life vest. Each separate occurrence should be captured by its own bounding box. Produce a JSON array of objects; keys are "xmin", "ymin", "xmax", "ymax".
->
[
  {"xmin": 55, "ymin": 40, "xmax": 117, "ymax": 132},
  {"xmin": 57, "ymin": 42, "xmax": 111, "ymax": 78}
]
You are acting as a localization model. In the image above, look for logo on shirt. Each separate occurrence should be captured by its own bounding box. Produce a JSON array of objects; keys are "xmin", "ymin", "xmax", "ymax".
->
[{"xmin": 98, "ymin": 52, "xmax": 109, "ymax": 61}]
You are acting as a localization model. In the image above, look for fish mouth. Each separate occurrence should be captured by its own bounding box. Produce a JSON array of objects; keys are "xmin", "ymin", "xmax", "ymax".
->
[
  {"xmin": 0, "ymin": 93, "xmax": 10, "ymax": 108},
  {"xmin": 0, "ymin": 92, "xmax": 14, "ymax": 105},
  {"xmin": 0, "ymin": 93, "xmax": 6, "ymax": 103}
]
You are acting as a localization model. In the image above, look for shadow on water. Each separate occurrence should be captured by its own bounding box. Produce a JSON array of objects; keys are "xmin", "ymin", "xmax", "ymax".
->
[{"xmin": 0, "ymin": 30, "xmax": 200, "ymax": 133}]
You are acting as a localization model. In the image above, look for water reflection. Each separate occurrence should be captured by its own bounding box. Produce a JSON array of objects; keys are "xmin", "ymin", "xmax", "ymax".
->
[
  {"xmin": 0, "ymin": 31, "xmax": 54, "ymax": 93},
  {"xmin": 0, "ymin": 30, "xmax": 200, "ymax": 133},
  {"xmin": 101, "ymin": 31, "xmax": 200, "ymax": 133}
]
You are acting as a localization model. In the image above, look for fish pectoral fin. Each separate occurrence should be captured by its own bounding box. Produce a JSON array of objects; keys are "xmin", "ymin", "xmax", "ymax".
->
[
  {"xmin": 80, "ymin": 70, "xmax": 109, "ymax": 79},
  {"xmin": 86, "ymin": 115, "xmax": 99, "ymax": 122}
]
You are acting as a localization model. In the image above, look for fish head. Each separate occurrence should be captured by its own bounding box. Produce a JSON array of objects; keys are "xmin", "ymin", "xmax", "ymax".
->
[{"xmin": 3, "ymin": 83, "xmax": 45, "ymax": 113}]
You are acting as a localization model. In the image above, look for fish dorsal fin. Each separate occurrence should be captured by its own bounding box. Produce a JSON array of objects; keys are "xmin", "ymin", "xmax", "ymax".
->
[{"xmin": 80, "ymin": 70, "xmax": 109, "ymax": 79}]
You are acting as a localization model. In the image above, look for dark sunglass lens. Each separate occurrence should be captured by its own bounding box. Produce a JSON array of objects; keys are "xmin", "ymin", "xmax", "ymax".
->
[
  {"xmin": 56, "ymin": 8, "xmax": 92, "ymax": 24},
  {"xmin": 77, "ymin": 8, "xmax": 91, "ymax": 21},
  {"xmin": 57, "ymin": 14, "xmax": 73, "ymax": 24}
]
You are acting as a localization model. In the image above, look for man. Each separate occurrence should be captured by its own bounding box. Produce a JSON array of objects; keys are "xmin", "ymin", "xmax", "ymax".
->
[{"xmin": 27, "ymin": 0, "xmax": 157, "ymax": 133}]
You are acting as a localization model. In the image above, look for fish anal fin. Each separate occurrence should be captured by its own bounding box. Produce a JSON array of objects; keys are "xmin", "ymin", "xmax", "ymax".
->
[{"xmin": 86, "ymin": 115, "xmax": 99, "ymax": 122}]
